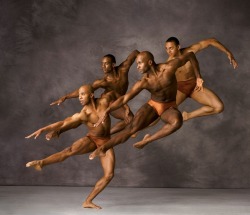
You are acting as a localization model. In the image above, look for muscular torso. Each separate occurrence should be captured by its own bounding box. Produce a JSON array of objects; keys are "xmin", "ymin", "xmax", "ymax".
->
[
  {"xmin": 167, "ymin": 49, "xmax": 196, "ymax": 82},
  {"xmin": 99, "ymin": 67, "xmax": 129, "ymax": 98},
  {"xmin": 143, "ymin": 64, "xmax": 177, "ymax": 102},
  {"xmin": 81, "ymin": 99, "xmax": 111, "ymax": 137}
]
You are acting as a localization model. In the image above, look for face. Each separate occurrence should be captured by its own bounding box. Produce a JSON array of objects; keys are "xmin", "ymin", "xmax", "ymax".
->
[
  {"xmin": 136, "ymin": 55, "xmax": 150, "ymax": 74},
  {"xmin": 101, "ymin": 57, "xmax": 114, "ymax": 74},
  {"xmin": 165, "ymin": 41, "xmax": 180, "ymax": 57},
  {"xmin": 78, "ymin": 87, "xmax": 93, "ymax": 106}
]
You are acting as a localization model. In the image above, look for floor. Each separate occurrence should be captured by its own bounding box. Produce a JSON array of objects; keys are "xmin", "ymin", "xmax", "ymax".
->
[{"xmin": 1, "ymin": 186, "xmax": 250, "ymax": 215}]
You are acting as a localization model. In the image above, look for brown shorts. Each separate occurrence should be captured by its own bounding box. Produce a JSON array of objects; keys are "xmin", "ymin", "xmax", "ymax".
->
[
  {"xmin": 177, "ymin": 78, "xmax": 196, "ymax": 97},
  {"xmin": 147, "ymin": 99, "xmax": 177, "ymax": 116},
  {"xmin": 87, "ymin": 134, "xmax": 110, "ymax": 148}
]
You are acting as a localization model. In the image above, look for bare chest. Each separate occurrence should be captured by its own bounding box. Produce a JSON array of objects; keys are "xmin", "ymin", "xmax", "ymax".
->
[
  {"xmin": 175, "ymin": 62, "xmax": 195, "ymax": 80},
  {"xmin": 146, "ymin": 73, "xmax": 174, "ymax": 92}
]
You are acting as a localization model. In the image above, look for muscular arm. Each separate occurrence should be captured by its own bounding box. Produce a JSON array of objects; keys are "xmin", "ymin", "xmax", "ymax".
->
[
  {"xmin": 50, "ymin": 78, "xmax": 107, "ymax": 106},
  {"xmin": 118, "ymin": 50, "xmax": 140, "ymax": 72},
  {"xmin": 25, "ymin": 112, "xmax": 84, "ymax": 139},
  {"xmin": 106, "ymin": 81, "xmax": 143, "ymax": 114},
  {"xmin": 50, "ymin": 89, "xmax": 79, "ymax": 106},
  {"xmin": 94, "ymin": 81, "xmax": 144, "ymax": 127},
  {"xmin": 185, "ymin": 38, "xmax": 238, "ymax": 68}
]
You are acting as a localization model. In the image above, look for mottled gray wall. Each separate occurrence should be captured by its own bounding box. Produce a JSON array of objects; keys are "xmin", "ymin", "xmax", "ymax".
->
[{"xmin": 1, "ymin": 0, "xmax": 249, "ymax": 188}]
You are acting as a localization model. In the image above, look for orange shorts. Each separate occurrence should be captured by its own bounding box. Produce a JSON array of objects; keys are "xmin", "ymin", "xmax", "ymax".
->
[
  {"xmin": 177, "ymin": 78, "xmax": 196, "ymax": 97},
  {"xmin": 87, "ymin": 134, "xmax": 110, "ymax": 148},
  {"xmin": 147, "ymin": 99, "xmax": 177, "ymax": 116}
]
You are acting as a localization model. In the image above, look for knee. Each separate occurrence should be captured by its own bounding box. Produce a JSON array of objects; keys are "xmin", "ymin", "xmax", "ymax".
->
[
  {"xmin": 213, "ymin": 102, "xmax": 224, "ymax": 114},
  {"xmin": 104, "ymin": 172, "xmax": 114, "ymax": 182},
  {"xmin": 172, "ymin": 117, "xmax": 183, "ymax": 130},
  {"xmin": 62, "ymin": 147, "xmax": 74, "ymax": 156}
]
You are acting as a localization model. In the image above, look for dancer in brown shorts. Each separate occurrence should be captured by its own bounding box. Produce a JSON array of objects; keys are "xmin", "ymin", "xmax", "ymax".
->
[
  {"xmin": 89, "ymin": 50, "xmax": 202, "ymax": 160},
  {"xmin": 177, "ymin": 78, "xmax": 196, "ymax": 97},
  {"xmin": 25, "ymin": 85, "xmax": 117, "ymax": 209},
  {"xmin": 165, "ymin": 37, "xmax": 238, "ymax": 121}
]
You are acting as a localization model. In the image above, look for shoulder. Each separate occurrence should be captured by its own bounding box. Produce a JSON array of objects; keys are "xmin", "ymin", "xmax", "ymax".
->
[
  {"xmin": 92, "ymin": 77, "xmax": 108, "ymax": 87},
  {"xmin": 97, "ymin": 95, "xmax": 112, "ymax": 107},
  {"xmin": 117, "ymin": 65, "xmax": 128, "ymax": 74}
]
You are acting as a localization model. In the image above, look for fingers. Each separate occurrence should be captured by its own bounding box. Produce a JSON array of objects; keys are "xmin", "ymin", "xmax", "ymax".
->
[
  {"xmin": 50, "ymin": 101, "xmax": 60, "ymax": 106},
  {"xmin": 94, "ymin": 114, "xmax": 107, "ymax": 127},
  {"xmin": 25, "ymin": 133, "xmax": 37, "ymax": 139},
  {"xmin": 45, "ymin": 134, "xmax": 51, "ymax": 141},
  {"xmin": 232, "ymin": 60, "xmax": 238, "ymax": 69},
  {"xmin": 25, "ymin": 134, "xmax": 33, "ymax": 139}
]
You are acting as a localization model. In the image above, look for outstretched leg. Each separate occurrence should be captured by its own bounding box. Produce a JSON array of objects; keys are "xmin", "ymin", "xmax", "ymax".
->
[
  {"xmin": 26, "ymin": 136, "xmax": 96, "ymax": 170},
  {"xmin": 133, "ymin": 107, "xmax": 183, "ymax": 149},
  {"xmin": 183, "ymin": 87, "xmax": 224, "ymax": 121},
  {"xmin": 89, "ymin": 103, "xmax": 159, "ymax": 159},
  {"xmin": 83, "ymin": 148, "xmax": 115, "ymax": 209}
]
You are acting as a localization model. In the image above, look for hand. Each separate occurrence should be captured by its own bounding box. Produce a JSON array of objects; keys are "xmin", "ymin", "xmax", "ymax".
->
[
  {"xmin": 25, "ymin": 129, "xmax": 43, "ymax": 139},
  {"xmin": 46, "ymin": 131, "xmax": 59, "ymax": 140},
  {"xmin": 94, "ymin": 111, "xmax": 108, "ymax": 128},
  {"xmin": 228, "ymin": 54, "xmax": 238, "ymax": 69},
  {"xmin": 195, "ymin": 78, "xmax": 204, "ymax": 92},
  {"xmin": 50, "ymin": 96, "xmax": 66, "ymax": 106},
  {"xmin": 124, "ymin": 105, "xmax": 132, "ymax": 124}
]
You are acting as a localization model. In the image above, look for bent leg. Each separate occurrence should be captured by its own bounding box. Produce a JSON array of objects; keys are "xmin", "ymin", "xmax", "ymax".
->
[
  {"xmin": 183, "ymin": 87, "xmax": 224, "ymax": 121},
  {"xmin": 83, "ymin": 148, "xmax": 115, "ymax": 209},
  {"xmin": 89, "ymin": 104, "xmax": 159, "ymax": 159},
  {"xmin": 110, "ymin": 106, "xmax": 134, "ymax": 135},
  {"xmin": 26, "ymin": 137, "xmax": 96, "ymax": 170},
  {"xmin": 134, "ymin": 107, "xmax": 183, "ymax": 149}
]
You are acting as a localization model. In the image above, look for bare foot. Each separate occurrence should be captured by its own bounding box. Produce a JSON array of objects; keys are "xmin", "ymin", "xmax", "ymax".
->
[
  {"xmin": 82, "ymin": 201, "xmax": 102, "ymax": 209},
  {"xmin": 133, "ymin": 134, "xmax": 150, "ymax": 149},
  {"xmin": 26, "ymin": 160, "xmax": 43, "ymax": 171},
  {"xmin": 89, "ymin": 147, "xmax": 106, "ymax": 160},
  {"xmin": 182, "ymin": 111, "xmax": 189, "ymax": 121}
]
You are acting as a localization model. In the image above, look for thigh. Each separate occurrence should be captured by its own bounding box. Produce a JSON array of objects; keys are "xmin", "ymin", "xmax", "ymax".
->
[
  {"xmin": 70, "ymin": 136, "xmax": 97, "ymax": 155},
  {"xmin": 99, "ymin": 148, "xmax": 115, "ymax": 174},
  {"xmin": 110, "ymin": 106, "xmax": 133, "ymax": 120},
  {"xmin": 176, "ymin": 90, "xmax": 188, "ymax": 106},
  {"xmin": 190, "ymin": 87, "xmax": 223, "ymax": 107},
  {"xmin": 131, "ymin": 103, "xmax": 159, "ymax": 131}
]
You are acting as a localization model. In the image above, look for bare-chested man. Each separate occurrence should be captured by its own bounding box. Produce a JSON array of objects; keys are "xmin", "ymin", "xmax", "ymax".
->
[
  {"xmin": 51, "ymin": 50, "xmax": 139, "ymax": 134},
  {"xmin": 26, "ymin": 85, "xmax": 118, "ymax": 209},
  {"xmin": 165, "ymin": 37, "xmax": 238, "ymax": 121},
  {"xmin": 89, "ymin": 51, "xmax": 202, "ymax": 160}
]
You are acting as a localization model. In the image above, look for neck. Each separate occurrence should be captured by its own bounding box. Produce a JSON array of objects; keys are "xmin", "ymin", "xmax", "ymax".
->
[
  {"xmin": 107, "ymin": 68, "xmax": 117, "ymax": 77},
  {"xmin": 85, "ymin": 98, "xmax": 96, "ymax": 111},
  {"xmin": 149, "ymin": 64, "xmax": 157, "ymax": 76}
]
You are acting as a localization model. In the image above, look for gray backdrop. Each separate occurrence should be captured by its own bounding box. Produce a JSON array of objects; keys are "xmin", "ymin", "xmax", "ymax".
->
[{"xmin": 1, "ymin": 0, "xmax": 249, "ymax": 188}]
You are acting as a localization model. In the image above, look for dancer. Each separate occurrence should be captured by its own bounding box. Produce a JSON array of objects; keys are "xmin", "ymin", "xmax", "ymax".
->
[
  {"xmin": 89, "ymin": 51, "xmax": 202, "ymax": 160},
  {"xmin": 165, "ymin": 37, "xmax": 238, "ymax": 121},
  {"xmin": 51, "ymin": 50, "xmax": 139, "ymax": 134},
  {"xmin": 26, "ymin": 85, "xmax": 117, "ymax": 209}
]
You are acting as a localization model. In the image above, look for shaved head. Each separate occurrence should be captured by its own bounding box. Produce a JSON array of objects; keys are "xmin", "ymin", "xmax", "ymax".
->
[
  {"xmin": 137, "ymin": 51, "xmax": 154, "ymax": 62},
  {"xmin": 79, "ymin": 85, "xmax": 94, "ymax": 94}
]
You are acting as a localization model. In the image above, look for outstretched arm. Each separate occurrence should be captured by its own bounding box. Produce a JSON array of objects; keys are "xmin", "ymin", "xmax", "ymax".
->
[
  {"xmin": 50, "ymin": 89, "xmax": 79, "ymax": 106},
  {"xmin": 186, "ymin": 38, "xmax": 238, "ymax": 69},
  {"xmin": 50, "ymin": 77, "xmax": 109, "ymax": 106},
  {"xmin": 25, "ymin": 112, "xmax": 83, "ymax": 139}
]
